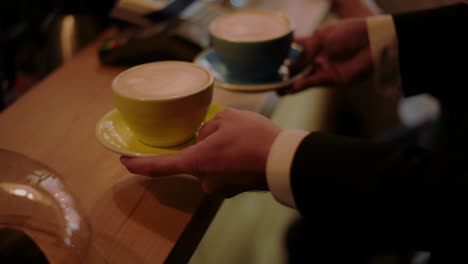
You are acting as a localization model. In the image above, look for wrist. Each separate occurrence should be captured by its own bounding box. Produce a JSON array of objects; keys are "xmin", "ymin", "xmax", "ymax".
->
[
  {"xmin": 367, "ymin": 15, "xmax": 402, "ymax": 97},
  {"xmin": 266, "ymin": 129, "xmax": 309, "ymax": 208}
]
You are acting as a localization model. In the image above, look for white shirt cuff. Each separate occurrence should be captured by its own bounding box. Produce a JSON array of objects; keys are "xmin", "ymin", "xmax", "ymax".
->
[
  {"xmin": 367, "ymin": 15, "xmax": 402, "ymax": 97},
  {"xmin": 266, "ymin": 129, "xmax": 309, "ymax": 209}
]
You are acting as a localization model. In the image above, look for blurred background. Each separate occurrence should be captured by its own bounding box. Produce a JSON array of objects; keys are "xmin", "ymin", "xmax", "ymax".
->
[
  {"xmin": 0, "ymin": 0, "xmax": 258, "ymax": 111},
  {"xmin": 0, "ymin": 0, "xmax": 460, "ymax": 263},
  {"xmin": 0, "ymin": 0, "xmax": 115, "ymax": 110}
]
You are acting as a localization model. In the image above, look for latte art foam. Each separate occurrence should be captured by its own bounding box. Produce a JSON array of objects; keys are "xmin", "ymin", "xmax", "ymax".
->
[
  {"xmin": 210, "ymin": 11, "xmax": 290, "ymax": 42},
  {"xmin": 113, "ymin": 61, "xmax": 212, "ymax": 99}
]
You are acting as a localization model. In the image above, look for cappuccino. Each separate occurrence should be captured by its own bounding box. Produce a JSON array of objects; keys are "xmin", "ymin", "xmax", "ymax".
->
[
  {"xmin": 112, "ymin": 61, "xmax": 214, "ymax": 147},
  {"xmin": 209, "ymin": 10, "xmax": 293, "ymax": 82},
  {"xmin": 113, "ymin": 61, "xmax": 212, "ymax": 100},
  {"xmin": 210, "ymin": 10, "xmax": 291, "ymax": 42}
]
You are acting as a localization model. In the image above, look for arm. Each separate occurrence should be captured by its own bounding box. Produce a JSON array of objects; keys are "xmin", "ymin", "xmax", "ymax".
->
[
  {"xmin": 269, "ymin": 3, "xmax": 468, "ymax": 233},
  {"xmin": 383, "ymin": 3, "xmax": 468, "ymax": 100},
  {"xmin": 288, "ymin": 132, "xmax": 444, "ymax": 219},
  {"xmin": 267, "ymin": 128, "xmax": 466, "ymax": 243},
  {"xmin": 368, "ymin": 3, "xmax": 468, "ymax": 99},
  {"xmin": 288, "ymin": 3, "xmax": 468, "ymax": 100}
]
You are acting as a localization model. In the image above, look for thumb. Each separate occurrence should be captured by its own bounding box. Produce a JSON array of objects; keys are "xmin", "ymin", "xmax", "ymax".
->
[
  {"xmin": 120, "ymin": 154, "xmax": 189, "ymax": 177},
  {"xmin": 293, "ymin": 37, "xmax": 307, "ymax": 49},
  {"xmin": 289, "ymin": 70, "xmax": 334, "ymax": 93},
  {"xmin": 290, "ymin": 33, "xmax": 325, "ymax": 77}
]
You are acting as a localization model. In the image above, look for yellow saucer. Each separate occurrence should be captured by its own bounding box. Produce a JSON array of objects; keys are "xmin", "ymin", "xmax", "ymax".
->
[{"xmin": 96, "ymin": 104, "xmax": 224, "ymax": 157}]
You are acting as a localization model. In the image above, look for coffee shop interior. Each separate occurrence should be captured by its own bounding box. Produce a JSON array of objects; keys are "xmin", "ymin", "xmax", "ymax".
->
[{"xmin": 0, "ymin": 0, "xmax": 446, "ymax": 263}]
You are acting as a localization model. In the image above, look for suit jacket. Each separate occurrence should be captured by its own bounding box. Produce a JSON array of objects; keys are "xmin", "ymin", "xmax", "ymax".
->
[{"xmin": 290, "ymin": 3, "xmax": 468, "ymax": 252}]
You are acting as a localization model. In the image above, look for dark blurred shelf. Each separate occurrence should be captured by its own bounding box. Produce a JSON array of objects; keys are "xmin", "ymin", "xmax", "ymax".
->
[{"xmin": 1, "ymin": 1, "xmax": 114, "ymax": 110}]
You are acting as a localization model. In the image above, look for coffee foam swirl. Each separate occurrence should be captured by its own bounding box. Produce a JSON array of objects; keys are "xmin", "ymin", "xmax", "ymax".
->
[
  {"xmin": 210, "ymin": 11, "xmax": 290, "ymax": 42},
  {"xmin": 113, "ymin": 61, "xmax": 212, "ymax": 100}
]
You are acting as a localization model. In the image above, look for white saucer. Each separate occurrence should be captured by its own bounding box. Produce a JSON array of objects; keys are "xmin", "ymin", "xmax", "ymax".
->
[
  {"xmin": 194, "ymin": 44, "xmax": 310, "ymax": 92},
  {"xmin": 96, "ymin": 104, "xmax": 224, "ymax": 157}
]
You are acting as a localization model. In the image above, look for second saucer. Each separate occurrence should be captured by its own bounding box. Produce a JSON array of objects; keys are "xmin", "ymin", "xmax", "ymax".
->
[{"xmin": 194, "ymin": 44, "xmax": 309, "ymax": 92}]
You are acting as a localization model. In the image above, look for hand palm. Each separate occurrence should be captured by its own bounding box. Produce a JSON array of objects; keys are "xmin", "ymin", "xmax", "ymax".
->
[
  {"xmin": 288, "ymin": 18, "xmax": 372, "ymax": 93},
  {"xmin": 121, "ymin": 108, "xmax": 281, "ymax": 198}
]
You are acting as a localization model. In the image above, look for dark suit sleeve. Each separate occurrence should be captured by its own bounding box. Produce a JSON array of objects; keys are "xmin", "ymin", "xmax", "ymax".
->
[
  {"xmin": 289, "ymin": 131, "xmax": 468, "ymax": 242},
  {"xmin": 291, "ymin": 132, "xmax": 440, "ymax": 217},
  {"xmin": 289, "ymin": 3, "xmax": 468, "ymax": 239},
  {"xmin": 393, "ymin": 3, "xmax": 468, "ymax": 101}
]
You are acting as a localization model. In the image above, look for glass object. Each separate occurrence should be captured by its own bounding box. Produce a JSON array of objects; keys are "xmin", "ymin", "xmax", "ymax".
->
[{"xmin": 0, "ymin": 149, "xmax": 91, "ymax": 263}]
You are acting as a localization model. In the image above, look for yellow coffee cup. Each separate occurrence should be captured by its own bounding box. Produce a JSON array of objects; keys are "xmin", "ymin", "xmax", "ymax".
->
[{"xmin": 112, "ymin": 61, "xmax": 214, "ymax": 147}]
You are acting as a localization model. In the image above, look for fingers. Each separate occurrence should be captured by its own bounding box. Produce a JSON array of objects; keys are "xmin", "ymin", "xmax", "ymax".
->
[
  {"xmin": 197, "ymin": 119, "xmax": 220, "ymax": 143},
  {"xmin": 277, "ymin": 66, "xmax": 313, "ymax": 95},
  {"xmin": 299, "ymin": 32, "xmax": 323, "ymax": 59},
  {"xmin": 120, "ymin": 154, "xmax": 189, "ymax": 177},
  {"xmin": 285, "ymin": 49, "xmax": 371, "ymax": 94},
  {"xmin": 293, "ymin": 37, "xmax": 307, "ymax": 48},
  {"xmin": 290, "ymin": 34, "xmax": 322, "ymax": 73},
  {"xmin": 120, "ymin": 110, "xmax": 231, "ymax": 177},
  {"xmin": 292, "ymin": 71, "xmax": 335, "ymax": 92},
  {"xmin": 336, "ymin": 49, "xmax": 372, "ymax": 83},
  {"xmin": 278, "ymin": 67, "xmax": 329, "ymax": 95}
]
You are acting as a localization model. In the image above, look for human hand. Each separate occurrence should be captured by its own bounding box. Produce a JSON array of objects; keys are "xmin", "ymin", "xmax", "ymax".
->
[
  {"xmin": 120, "ymin": 108, "xmax": 281, "ymax": 197},
  {"xmin": 331, "ymin": 0, "xmax": 379, "ymax": 18},
  {"xmin": 280, "ymin": 18, "xmax": 372, "ymax": 95}
]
